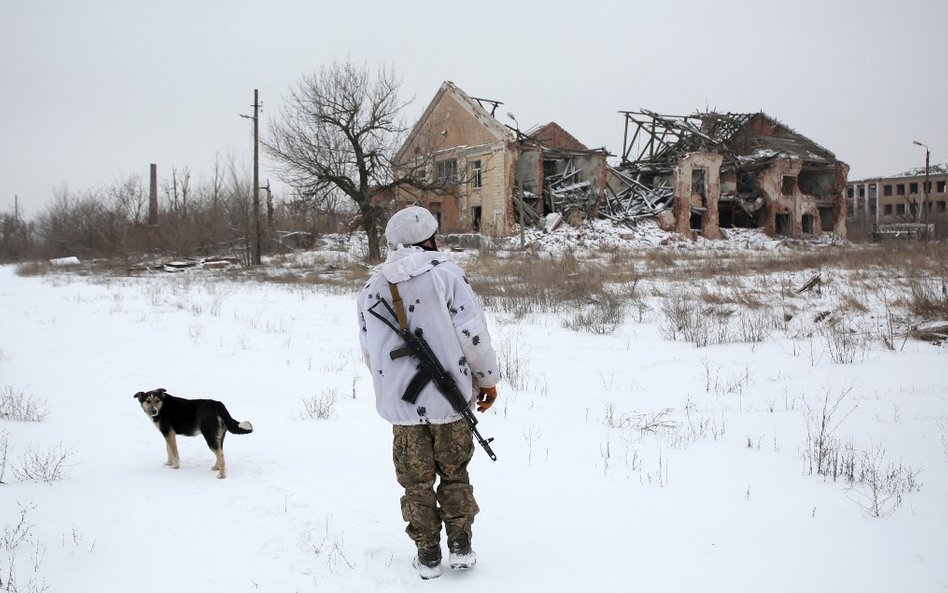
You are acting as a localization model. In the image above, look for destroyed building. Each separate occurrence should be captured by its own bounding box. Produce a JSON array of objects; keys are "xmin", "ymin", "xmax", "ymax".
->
[
  {"xmin": 608, "ymin": 111, "xmax": 849, "ymax": 239},
  {"xmin": 392, "ymin": 81, "xmax": 608, "ymax": 237}
]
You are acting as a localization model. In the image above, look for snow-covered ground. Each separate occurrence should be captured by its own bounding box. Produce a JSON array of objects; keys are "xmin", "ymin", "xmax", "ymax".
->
[{"xmin": 1, "ymin": 237, "xmax": 946, "ymax": 592}]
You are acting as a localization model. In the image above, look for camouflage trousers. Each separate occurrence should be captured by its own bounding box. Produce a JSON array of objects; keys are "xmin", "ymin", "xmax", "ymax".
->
[{"xmin": 392, "ymin": 419, "xmax": 479, "ymax": 549}]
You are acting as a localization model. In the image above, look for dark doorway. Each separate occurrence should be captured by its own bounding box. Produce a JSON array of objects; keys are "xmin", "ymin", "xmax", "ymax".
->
[
  {"xmin": 802, "ymin": 214, "xmax": 815, "ymax": 234},
  {"xmin": 776, "ymin": 213, "xmax": 793, "ymax": 236}
]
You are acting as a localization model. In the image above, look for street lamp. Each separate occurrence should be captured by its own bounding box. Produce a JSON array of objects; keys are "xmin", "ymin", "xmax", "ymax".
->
[
  {"xmin": 506, "ymin": 113, "xmax": 525, "ymax": 248},
  {"xmin": 913, "ymin": 140, "xmax": 930, "ymax": 225}
]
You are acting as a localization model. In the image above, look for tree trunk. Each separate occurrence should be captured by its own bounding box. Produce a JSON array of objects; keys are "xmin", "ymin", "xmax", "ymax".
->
[{"xmin": 362, "ymin": 206, "xmax": 382, "ymax": 262}]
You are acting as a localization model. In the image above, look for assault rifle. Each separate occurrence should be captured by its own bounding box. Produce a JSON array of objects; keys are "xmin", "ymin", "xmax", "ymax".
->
[{"xmin": 367, "ymin": 294, "xmax": 498, "ymax": 461}]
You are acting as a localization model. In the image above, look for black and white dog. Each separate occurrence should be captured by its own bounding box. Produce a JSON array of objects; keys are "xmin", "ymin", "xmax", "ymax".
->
[{"xmin": 134, "ymin": 388, "xmax": 253, "ymax": 479}]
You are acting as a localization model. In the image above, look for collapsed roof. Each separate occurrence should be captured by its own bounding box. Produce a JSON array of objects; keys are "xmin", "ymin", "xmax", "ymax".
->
[{"xmin": 619, "ymin": 110, "xmax": 839, "ymax": 173}]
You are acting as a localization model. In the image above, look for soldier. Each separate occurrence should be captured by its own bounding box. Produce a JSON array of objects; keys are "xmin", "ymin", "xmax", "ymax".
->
[{"xmin": 357, "ymin": 206, "xmax": 500, "ymax": 580}]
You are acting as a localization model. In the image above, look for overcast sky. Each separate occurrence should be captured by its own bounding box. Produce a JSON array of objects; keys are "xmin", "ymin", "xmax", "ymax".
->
[{"xmin": 2, "ymin": 0, "xmax": 946, "ymax": 217}]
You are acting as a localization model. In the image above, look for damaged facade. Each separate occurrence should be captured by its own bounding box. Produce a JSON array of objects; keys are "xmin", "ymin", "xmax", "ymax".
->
[
  {"xmin": 611, "ymin": 111, "xmax": 849, "ymax": 239},
  {"xmin": 392, "ymin": 81, "xmax": 608, "ymax": 237}
]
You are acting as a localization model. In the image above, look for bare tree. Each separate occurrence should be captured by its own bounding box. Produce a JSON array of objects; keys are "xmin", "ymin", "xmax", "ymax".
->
[
  {"xmin": 109, "ymin": 174, "xmax": 148, "ymax": 225},
  {"xmin": 264, "ymin": 60, "xmax": 415, "ymax": 261}
]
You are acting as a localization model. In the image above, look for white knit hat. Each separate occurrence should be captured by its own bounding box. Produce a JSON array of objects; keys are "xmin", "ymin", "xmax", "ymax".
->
[{"xmin": 384, "ymin": 206, "xmax": 439, "ymax": 247}]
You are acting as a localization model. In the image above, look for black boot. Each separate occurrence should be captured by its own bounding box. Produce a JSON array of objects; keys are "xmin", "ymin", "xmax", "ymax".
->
[
  {"xmin": 448, "ymin": 533, "xmax": 476, "ymax": 570},
  {"xmin": 412, "ymin": 544, "xmax": 442, "ymax": 580}
]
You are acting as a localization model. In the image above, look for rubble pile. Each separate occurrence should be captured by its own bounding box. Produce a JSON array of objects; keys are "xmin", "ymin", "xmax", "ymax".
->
[{"xmin": 496, "ymin": 218, "xmax": 798, "ymax": 253}]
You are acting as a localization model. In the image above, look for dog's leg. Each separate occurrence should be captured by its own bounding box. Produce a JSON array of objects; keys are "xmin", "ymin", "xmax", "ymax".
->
[
  {"xmin": 206, "ymin": 423, "xmax": 226, "ymax": 479},
  {"xmin": 212, "ymin": 448, "xmax": 226, "ymax": 479},
  {"xmin": 164, "ymin": 433, "xmax": 180, "ymax": 469}
]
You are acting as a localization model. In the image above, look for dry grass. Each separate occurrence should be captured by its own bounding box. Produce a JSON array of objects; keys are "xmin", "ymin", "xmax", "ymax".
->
[
  {"xmin": 13, "ymin": 236, "xmax": 948, "ymax": 340},
  {"xmin": 468, "ymin": 250, "xmax": 611, "ymax": 319},
  {"xmin": 14, "ymin": 262, "xmax": 51, "ymax": 277},
  {"xmin": 907, "ymin": 280, "xmax": 948, "ymax": 320}
]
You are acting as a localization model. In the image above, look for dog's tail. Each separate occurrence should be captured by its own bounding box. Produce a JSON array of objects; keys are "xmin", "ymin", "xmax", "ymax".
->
[{"xmin": 220, "ymin": 405, "xmax": 254, "ymax": 435}]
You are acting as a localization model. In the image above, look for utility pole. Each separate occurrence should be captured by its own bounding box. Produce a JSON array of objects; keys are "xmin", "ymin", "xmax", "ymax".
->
[
  {"xmin": 242, "ymin": 90, "xmax": 262, "ymax": 265},
  {"xmin": 263, "ymin": 178, "xmax": 274, "ymax": 234},
  {"xmin": 253, "ymin": 89, "xmax": 261, "ymax": 265},
  {"xmin": 913, "ymin": 140, "xmax": 930, "ymax": 226},
  {"xmin": 507, "ymin": 113, "xmax": 525, "ymax": 249}
]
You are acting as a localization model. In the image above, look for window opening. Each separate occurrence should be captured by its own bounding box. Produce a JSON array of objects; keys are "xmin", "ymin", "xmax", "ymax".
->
[
  {"xmin": 470, "ymin": 160, "xmax": 482, "ymax": 189},
  {"xmin": 435, "ymin": 159, "xmax": 458, "ymax": 184},
  {"xmin": 781, "ymin": 175, "xmax": 796, "ymax": 196}
]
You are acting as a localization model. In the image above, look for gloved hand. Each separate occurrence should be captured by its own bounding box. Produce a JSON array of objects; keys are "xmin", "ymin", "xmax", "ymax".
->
[{"xmin": 476, "ymin": 386, "xmax": 497, "ymax": 413}]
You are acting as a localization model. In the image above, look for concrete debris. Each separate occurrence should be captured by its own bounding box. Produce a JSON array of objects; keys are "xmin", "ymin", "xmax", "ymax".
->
[{"xmin": 546, "ymin": 159, "xmax": 598, "ymax": 215}]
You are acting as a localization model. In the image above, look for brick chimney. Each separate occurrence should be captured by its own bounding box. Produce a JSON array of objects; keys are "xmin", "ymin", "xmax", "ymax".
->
[{"xmin": 148, "ymin": 163, "xmax": 158, "ymax": 225}]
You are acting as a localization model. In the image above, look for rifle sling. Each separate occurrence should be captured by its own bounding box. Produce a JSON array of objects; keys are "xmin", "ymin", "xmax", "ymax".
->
[
  {"xmin": 388, "ymin": 282, "xmax": 410, "ymax": 333},
  {"xmin": 388, "ymin": 281, "xmax": 431, "ymax": 404}
]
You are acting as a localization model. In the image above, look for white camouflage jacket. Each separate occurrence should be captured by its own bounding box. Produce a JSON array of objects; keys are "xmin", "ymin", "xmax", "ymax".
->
[{"xmin": 357, "ymin": 247, "xmax": 500, "ymax": 425}]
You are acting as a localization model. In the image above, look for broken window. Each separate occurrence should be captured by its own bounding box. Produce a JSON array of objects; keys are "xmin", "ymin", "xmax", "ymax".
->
[
  {"xmin": 938, "ymin": 181, "xmax": 946, "ymax": 193},
  {"xmin": 782, "ymin": 175, "xmax": 796, "ymax": 196},
  {"xmin": 543, "ymin": 160, "xmax": 558, "ymax": 179},
  {"xmin": 800, "ymin": 170, "xmax": 833, "ymax": 198},
  {"xmin": 692, "ymin": 168, "xmax": 707, "ymax": 201},
  {"xmin": 847, "ymin": 186, "xmax": 854, "ymax": 198},
  {"xmin": 884, "ymin": 204, "xmax": 893, "ymax": 215},
  {"xmin": 736, "ymin": 171, "xmax": 759, "ymax": 196},
  {"xmin": 858, "ymin": 186, "xmax": 865, "ymax": 198},
  {"xmin": 937, "ymin": 201, "xmax": 946, "ymax": 213},
  {"xmin": 896, "ymin": 204, "xmax": 906, "ymax": 215},
  {"xmin": 868, "ymin": 184, "xmax": 877, "ymax": 199},
  {"xmin": 924, "ymin": 181, "xmax": 932, "ymax": 193},
  {"xmin": 897, "ymin": 184, "xmax": 905, "ymax": 195},
  {"xmin": 435, "ymin": 159, "xmax": 458, "ymax": 184},
  {"xmin": 883, "ymin": 185, "xmax": 892, "ymax": 196},
  {"xmin": 909, "ymin": 182, "xmax": 919, "ymax": 194},
  {"xmin": 470, "ymin": 160, "xmax": 482, "ymax": 189},
  {"xmin": 471, "ymin": 206, "xmax": 482, "ymax": 232}
]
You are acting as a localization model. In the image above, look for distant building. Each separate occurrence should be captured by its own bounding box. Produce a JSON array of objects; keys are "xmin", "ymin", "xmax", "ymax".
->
[{"xmin": 847, "ymin": 164, "xmax": 948, "ymax": 229}]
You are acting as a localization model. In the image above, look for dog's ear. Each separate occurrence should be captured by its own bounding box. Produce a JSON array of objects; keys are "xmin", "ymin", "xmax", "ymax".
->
[
  {"xmin": 156, "ymin": 388, "xmax": 167, "ymax": 395},
  {"xmin": 134, "ymin": 391, "xmax": 145, "ymax": 401}
]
